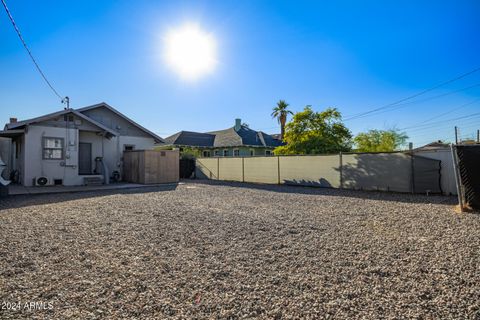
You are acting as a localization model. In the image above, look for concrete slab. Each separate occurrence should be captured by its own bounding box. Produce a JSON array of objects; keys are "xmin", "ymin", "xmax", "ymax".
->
[{"xmin": 8, "ymin": 182, "xmax": 180, "ymax": 196}]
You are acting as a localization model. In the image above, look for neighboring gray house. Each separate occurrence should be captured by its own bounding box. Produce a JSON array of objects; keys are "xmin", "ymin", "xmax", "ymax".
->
[
  {"xmin": 0, "ymin": 102, "xmax": 164, "ymax": 186},
  {"xmin": 165, "ymin": 119, "xmax": 283, "ymax": 157}
]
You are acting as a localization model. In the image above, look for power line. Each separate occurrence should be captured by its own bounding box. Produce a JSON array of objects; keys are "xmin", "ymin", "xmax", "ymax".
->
[
  {"xmin": 345, "ymin": 82, "xmax": 480, "ymax": 119},
  {"xmin": 393, "ymin": 99, "xmax": 480, "ymax": 135},
  {"xmin": 417, "ymin": 98, "xmax": 480, "ymax": 124},
  {"xmin": 1, "ymin": 0, "xmax": 64, "ymax": 101},
  {"xmin": 401, "ymin": 111, "xmax": 480, "ymax": 131},
  {"xmin": 344, "ymin": 66, "xmax": 480, "ymax": 121}
]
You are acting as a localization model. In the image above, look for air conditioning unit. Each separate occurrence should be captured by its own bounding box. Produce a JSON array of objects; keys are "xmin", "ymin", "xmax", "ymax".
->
[{"xmin": 33, "ymin": 176, "xmax": 52, "ymax": 186}]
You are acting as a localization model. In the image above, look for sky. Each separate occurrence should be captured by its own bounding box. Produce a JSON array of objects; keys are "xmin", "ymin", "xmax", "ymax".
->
[{"xmin": 1, "ymin": 0, "xmax": 479, "ymax": 147}]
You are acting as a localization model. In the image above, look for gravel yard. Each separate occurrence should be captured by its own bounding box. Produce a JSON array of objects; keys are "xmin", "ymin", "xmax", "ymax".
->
[{"xmin": 0, "ymin": 181, "xmax": 479, "ymax": 319}]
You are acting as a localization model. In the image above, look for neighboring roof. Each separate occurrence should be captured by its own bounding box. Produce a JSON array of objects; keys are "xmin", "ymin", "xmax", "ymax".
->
[
  {"xmin": 164, "ymin": 131, "xmax": 215, "ymax": 147},
  {"xmin": 5, "ymin": 109, "xmax": 118, "ymax": 136},
  {"xmin": 415, "ymin": 140, "xmax": 450, "ymax": 151},
  {"xmin": 165, "ymin": 125, "xmax": 284, "ymax": 148},
  {"xmin": 76, "ymin": 102, "xmax": 164, "ymax": 143}
]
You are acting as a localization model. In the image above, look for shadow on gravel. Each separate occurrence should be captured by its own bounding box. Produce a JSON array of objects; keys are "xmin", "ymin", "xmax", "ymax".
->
[
  {"xmin": 189, "ymin": 179, "xmax": 456, "ymax": 206},
  {"xmin": 0, "ymin": 184, "xmax": 178, "ymax": 210}
]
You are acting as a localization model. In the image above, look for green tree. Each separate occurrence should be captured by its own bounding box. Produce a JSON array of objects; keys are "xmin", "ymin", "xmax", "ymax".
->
[
  {"xmin": 353, "ymin": 129, "xmax": 408, "ymax": 152},
  {"xmin": 274, "ymin": 106, "xmax": 352, "ymax": 155},
  {"xmin": 271, "ymin": 100, "xmax": 293, "ymax": 141}
]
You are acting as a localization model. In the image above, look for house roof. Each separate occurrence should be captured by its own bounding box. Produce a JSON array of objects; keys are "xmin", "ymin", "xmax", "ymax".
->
[
  {"xmin": 5, "ymin": 109, "xmax": 118, "ymax": 136},
  {"xmin": 414, "ymin": 140, "xmax": 451, "ymax": 151},
  {"xmin": 3, "ymin": 102, "xmax": 164, "ymax": 142},
  {"xmin": 165, "ymin": 125, "xmax": 284, "ymax": 148},
  {"xmin": 0, "ymin": 129, "xmax": 25, "ymax": 138},
  {"xmin": 76, "ymin": 102, "xmax": 164, "ymax": 143}
]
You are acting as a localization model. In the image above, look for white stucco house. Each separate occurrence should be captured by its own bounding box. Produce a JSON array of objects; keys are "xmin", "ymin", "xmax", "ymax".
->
[{"xmin": 0, "ymin": 102, "xmax": 164, "ymax": 186}]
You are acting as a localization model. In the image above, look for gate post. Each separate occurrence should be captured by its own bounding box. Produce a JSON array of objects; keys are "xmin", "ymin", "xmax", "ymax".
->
[
  {"xmin": 277, "ymin": 156, "xmax": 281, "ymax": 185},
  {"xmin": 410, "ymin": 143, "xmax": 415, "ymax": 194},
  {"xmin": 242, "ymin": 157, "xmax": 245, "ymax": 183},
  {"xmin": 339, "ymin": 152, "xmax": 343, "ymax": 189}
]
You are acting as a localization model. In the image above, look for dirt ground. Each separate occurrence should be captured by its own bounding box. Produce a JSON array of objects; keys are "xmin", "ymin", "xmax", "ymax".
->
[{"xmin": 0, "ymin": 181, "xmax": 479, "ymax": 319}]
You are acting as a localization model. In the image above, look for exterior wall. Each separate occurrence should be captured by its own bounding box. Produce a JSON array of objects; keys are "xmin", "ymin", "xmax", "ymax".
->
[
  {"xmin": 21, "ymin": 125, "xmax": 156, "ymax": 186},
  {"xmin": 23, "ymin": 125, "xmax": 79, "ymax": 186},
  {"xmin": 74, "ymin": 134, "xmax": 156, "ymax": 183},
  {"xmin": 413, "ymin": 149, "xmax": 457, "ymax": 195}
]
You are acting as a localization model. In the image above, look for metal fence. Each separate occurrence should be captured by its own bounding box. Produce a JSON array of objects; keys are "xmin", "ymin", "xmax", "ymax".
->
[
  {"xmin": 196, "ymin": 152, "xmax": 443, "ymax": 194},
  {"xmin": 453, "ymin": 145, "xmax": 480, "ymax": 209}
]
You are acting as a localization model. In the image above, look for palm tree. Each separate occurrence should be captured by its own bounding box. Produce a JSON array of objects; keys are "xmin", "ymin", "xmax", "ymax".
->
[{"xmin": 271, "ymin": 100, "xmax": 293, "ymax": 141}]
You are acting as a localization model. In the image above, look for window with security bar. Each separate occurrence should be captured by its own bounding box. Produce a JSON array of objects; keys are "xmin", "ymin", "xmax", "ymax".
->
[{"xmin": 43, "ymin": 137, "xmax": 64, "ymax": 160}]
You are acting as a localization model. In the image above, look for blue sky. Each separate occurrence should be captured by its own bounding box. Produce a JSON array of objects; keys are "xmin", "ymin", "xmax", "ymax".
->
[{"xmin": 1, "ymin": 0, "xmax": 479, "ymax": 146}]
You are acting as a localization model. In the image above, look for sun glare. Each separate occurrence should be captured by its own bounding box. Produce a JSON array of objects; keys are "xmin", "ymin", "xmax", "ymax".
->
[{"xmin": 164, "ymin": 24, "xmax": 217, "ymax": 80}]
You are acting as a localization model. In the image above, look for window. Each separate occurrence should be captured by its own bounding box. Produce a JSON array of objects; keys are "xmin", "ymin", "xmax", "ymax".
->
[
  {"xmin": 202, "ymin": 150, "xmax": 211, "ymax": 157},
  {"xmin": 265, "ymin": 150, "xmax": 272, "ymax": 156},
  {"xmin": 124, "ymin": 145, "xmax": 135, "ymax": 151},
  {"xmin": 43, "ymin": 137, "xmax": 64, "ymax": 160},
  {"xmin": 223, "ymin": 149, "xmax": 229, "ymax": 157},
  {"xmin": 214, "ymin": 150, "xmax": 220, "ymax": 157},
  {"xmin": 233, "ymin": 149, "xmax": 240, "ymax": 156},
  {"xmin": 250, "ymin": 149, "xmax": 255, "ymax": 156}
]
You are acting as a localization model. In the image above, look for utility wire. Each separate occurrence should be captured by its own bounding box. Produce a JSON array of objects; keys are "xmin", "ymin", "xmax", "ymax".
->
[
  {"xmin": 1, "ymin": 0, "xmax": 63, "ymax": 100},
  {"xmin": 344, "ymin": 66, "xmax": 480, "ymax": 121},
  {"xmin": 401, "ymin": 111, "xmax": 480, "ymax": 131},
  {"xmin": 417, "ymin": 98, "xmax": 480, "ymax": 124},
  {"xmin": 347, "ymin": 82, "xmax": 480, "ymax": 119}
]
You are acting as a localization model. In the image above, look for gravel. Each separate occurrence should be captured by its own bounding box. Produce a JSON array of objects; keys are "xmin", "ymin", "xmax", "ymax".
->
[{"xmin": 0, "ymin": 180, "xmax": 479, "ymax": 319}]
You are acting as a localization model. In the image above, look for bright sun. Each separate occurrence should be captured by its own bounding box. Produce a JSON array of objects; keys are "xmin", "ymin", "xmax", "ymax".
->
[{"xmin": 164, "ymin": 24, "xmax": 217, "ymax": 80}]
